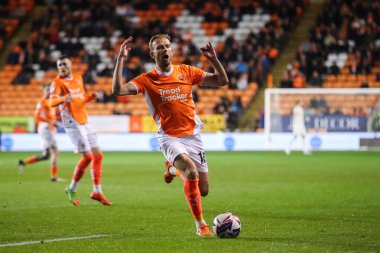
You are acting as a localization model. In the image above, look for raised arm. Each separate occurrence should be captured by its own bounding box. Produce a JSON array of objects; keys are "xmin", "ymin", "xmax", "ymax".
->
[
  {"xmin": 200, "ymin": 42, "xmax": 229, "ymax": 87},
  {"xmin": 112, "ymin": 36, "xmax": 138, "ymax": 96}
]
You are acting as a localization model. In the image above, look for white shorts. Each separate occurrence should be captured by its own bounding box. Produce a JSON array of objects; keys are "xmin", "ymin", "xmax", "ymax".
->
[
  {"xmin": 64, "ymin": 123, "xmax": 99, "ymax": 153},
  {"xmin": 293, "ymin": 124, "xmax": 306, "ymax": 136},
  {"xmin": 38, "ymin": 127, "xmax": 57, "ymax": 150},
  {"xmin": 158, "ymin": 134, "xmax": 208, "ymax": 173}
]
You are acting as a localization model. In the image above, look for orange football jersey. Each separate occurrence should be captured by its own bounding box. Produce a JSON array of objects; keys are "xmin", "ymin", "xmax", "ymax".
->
[
  {"xmin": 50, "ymin": 74, "xmax": 93, "ymax": 125},
  {"xmin": 130, "ymin": 64, "xmax": 206, "ymax": 137},
  {"xmin": 35, "ymin": 96, "xmax": 56, "ymax": 130}
]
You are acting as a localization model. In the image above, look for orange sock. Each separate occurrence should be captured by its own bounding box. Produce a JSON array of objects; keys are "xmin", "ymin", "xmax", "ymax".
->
[
  {"xmin": 25, "ymin": 156, "xmax": 36, "ymax": 165},
  {"xmin": 50, "ymin": 165, "xmax": 58, "ymax": 178},
  {"xmin": 91, "ymin": 153, "xmax": 103, "ymax": 185},
  {"xmin": 72, "ymin": 154, "xmax": 93, "ymax": 182},
  {"xmin": 184, "ymin": 179, "xmax": 203, "ymax": 221}
]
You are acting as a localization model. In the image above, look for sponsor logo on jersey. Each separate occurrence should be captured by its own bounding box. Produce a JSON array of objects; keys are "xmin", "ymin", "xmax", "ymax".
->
[
  {"xmin": 69, "ymin": 88, "xmax": 84, "ymax": 99},
  {"xmin": 159, "ymin": 86, "xmax": 188, "ymax": 102}
]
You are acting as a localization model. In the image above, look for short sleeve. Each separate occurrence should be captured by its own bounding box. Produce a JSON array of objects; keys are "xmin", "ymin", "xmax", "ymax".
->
[
  {"xmin": 130, "ymin": 74, "xmax": 148, "ymax": 94},
  {"xmin": 50, "ymin": 80, "xmax": 62, "ymax": 97},
  {"xmin": 184, "ymin": 65, "xmax": 206, "ymax": 86}
]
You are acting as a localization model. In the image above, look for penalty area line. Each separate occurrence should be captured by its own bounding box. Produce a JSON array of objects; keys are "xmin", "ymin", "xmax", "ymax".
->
[{"xmin": 0, "ymin": 234, "xmax": 111, "ymax": 248}]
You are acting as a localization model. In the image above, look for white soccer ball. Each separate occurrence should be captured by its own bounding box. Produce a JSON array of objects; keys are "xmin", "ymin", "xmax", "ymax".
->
[{"xmin": 212, "ymin": 212, "xmax": 241, "ymax": 238}]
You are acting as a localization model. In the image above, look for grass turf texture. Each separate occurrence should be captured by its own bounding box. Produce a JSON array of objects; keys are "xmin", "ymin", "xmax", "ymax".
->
[{"xmin": 0, "ymin": 151, "xmax": 379, "ymax": 253}]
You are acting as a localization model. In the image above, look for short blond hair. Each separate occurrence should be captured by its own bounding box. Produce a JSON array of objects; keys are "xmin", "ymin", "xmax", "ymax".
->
[{"xmin": 149, "ymin": 34, "xmax": 171, "ymax": 51}]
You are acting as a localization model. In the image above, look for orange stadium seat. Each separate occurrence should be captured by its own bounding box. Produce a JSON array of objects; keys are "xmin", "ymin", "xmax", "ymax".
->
[
  {"xmin": 346, "ymin": 75, "xmax": 357, "ymax": 82},
  {"xmin": 326, "ymin": 75, "xmax": 336, "ymax": 82},
  {"xmin": 336, "ymin": 75, "xmax": 347, "ymax": 82}
]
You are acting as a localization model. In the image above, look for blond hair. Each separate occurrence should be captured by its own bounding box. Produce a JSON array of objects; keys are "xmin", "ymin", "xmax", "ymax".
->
[{"xmin": 149, "ymin": 34, "xmax": 171, "ymax": 51}]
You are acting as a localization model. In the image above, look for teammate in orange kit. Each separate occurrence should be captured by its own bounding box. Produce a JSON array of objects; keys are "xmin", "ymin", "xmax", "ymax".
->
[
  {"xmin": 50, "ymin": 55, "xmax": 111, "ymax": 206},
  {"xmin": 112, "ymin": 35, "xmax": 229, "ymax": 236},
  {"xmin": 18, "ymin": 83, "xmax": 62, "ymax": 182}
]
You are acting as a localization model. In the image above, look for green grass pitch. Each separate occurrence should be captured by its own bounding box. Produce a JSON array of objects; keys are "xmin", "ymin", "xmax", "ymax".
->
[{"xmin": 0, "ymin": 151, "xmax": 379, "ymax": 253}]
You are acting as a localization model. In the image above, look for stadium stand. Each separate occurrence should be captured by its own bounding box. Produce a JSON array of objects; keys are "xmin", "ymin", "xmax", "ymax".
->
[
  {"xmin": 283, "ymin": 0, "xmax": 380, "ymax": 89},
  {"xmin": 0, "ymin": 0, "xmax": 35, "ymax": 52},
  {"xmin": 0, "ymin": 0, "xmax": 308, "ymax": 131},
  {"xmin": 269, "ymin": 0, "xmax": 380, "ymax": 137},
  {"xmin": 270, "ymin": 93, "xmax": 379, "ymax": 117}
]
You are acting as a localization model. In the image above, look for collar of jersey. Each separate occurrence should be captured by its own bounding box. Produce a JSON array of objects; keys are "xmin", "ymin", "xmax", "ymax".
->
[
  {"xmin": 59, "ymin": 75, "xmax": 73, "ymax": 81},
  {"xmin": 155, "ymin": 65, "xmax": 173, "ymax": 76}
]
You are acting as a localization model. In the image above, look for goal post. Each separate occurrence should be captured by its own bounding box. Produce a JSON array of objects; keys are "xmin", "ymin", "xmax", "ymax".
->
[{"xmin": 264, "ymin": 88, "xmax": 380, "ymax": 150}]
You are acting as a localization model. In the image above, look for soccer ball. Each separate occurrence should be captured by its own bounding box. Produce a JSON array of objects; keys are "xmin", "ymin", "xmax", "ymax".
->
[{"xmin": 212, "ymin": 212, "xmax": 241, "ymax": 238}]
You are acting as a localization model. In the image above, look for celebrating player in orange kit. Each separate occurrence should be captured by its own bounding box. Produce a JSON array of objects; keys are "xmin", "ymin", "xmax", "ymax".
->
[
  {"xmin": 112, "ymin": 35, "xmax": 229, "ymax": 236},
  {"xmin": 18, "ymin": 82, "xmax": 62, "ymax": 182},
  {"xmin": 50, "ymin": 55, "xmax": 111, "ymax": 206}
]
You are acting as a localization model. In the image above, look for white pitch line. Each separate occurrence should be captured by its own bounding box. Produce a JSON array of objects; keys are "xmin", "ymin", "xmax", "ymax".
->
[{"xmin": 0, "ymin": 234, "xmax": 110, "ymax": 248}]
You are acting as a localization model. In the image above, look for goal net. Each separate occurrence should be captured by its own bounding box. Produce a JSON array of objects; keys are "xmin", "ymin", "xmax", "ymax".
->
[{"xmin": 264, "ymin": 88, "xmax": 380, "ymax": 150}]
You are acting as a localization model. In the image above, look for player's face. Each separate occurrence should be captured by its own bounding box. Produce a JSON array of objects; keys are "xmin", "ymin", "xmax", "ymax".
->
[
  {"xmin": 57, "ymin": 58, "xmax": 72, "ymax": 78},
  {"xmin": 151, "ymin": 38, "xmax": 173, "ymax": 67}
]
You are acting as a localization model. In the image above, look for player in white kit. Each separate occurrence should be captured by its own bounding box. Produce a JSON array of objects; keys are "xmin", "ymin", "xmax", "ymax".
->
[{"xmin": 285, "ymin": 100, "xmax": 310, "ymax": 155}]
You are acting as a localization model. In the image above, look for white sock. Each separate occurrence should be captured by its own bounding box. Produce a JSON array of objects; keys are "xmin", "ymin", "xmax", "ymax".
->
[
  {"xmin": 69, "ymin": 180, "xmax": 78, "ymax": 192},
  {"xmin": 93, "ymin": 185, "xmax": 102, "ymax": 194},
  {"xmin": 195, "ymin": 219, "xmax": 207, "ymax": 229},
  {"xmin": 169, "ymin": 166, "xmax": 177, "ymax": 176}
]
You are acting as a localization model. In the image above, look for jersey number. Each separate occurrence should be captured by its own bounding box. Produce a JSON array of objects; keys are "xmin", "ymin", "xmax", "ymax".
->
[{"xmin": 198, "ymin": 152, "xmax": 207, "ymax": 164}]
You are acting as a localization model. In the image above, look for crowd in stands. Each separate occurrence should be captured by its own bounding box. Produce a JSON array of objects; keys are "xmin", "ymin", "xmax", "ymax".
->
[
  {"xmin": 271, "ymin": 92, "xmax": 379, "ymax": 133},
  {"xmin": 0, "ymin": 0, "xmax": 35, "ymax": 52},
  {"xmin": 282, "ymin": 0, "xmax": 380, "ymax": 89},
  {"xmin": 2, "ymin": 0, "xmax": 308, "ymax": 131}
]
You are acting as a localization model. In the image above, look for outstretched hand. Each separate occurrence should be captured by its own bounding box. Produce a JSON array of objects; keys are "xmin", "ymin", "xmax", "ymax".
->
[
  {"xmin": 200, "ymin": 42, "xmax": 217, "ymax": 60},
  {"xmin": 118, "ymin": 36, "xmax": 133, "ymax": 60}
]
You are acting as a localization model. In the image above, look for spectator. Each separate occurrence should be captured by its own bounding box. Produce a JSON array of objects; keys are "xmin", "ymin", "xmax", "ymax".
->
[
  {"xmin": 98, "ymin": 63, "xmax": 114, "ymax": 77},
  {"xmin": 6, "ymin": 44, "xmax": 22, "ymax": 65},
  {"xmin": 280, "ymin": 72, "xmax": 292, "ymax": 88},
  {"xmin": 349, "ymin": 62, "xmax": 359, "ymax": 75},
  {"xmin": 332, "ymin": 106, "xmax": 344, "ymax": 116},
  {"xmin": 309, "ymin": 71, "xmax": 323, "ymax": 87},
  {"xmin": 83, "ymin": 50, "xmax": 100, "ymax": 71},
  {"xmin": 236, "ymin": 71, "xmax": 248, "ymax": 90},
  {"xmin": 12, "ymin": 64, "xmax": 35, "ymax": 85},
  {"xmin": 328, "ymin": 61, "xmax": 340, "ymax": 75},
  {"xmin": 83, "ymin": 70, "xmax": 96, "ymax": 84},
  {"xmin": 292, "ymin": 74, "xmax": 304, "ymax": 88}
]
